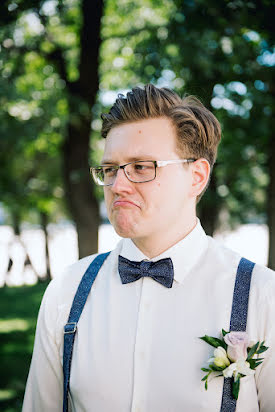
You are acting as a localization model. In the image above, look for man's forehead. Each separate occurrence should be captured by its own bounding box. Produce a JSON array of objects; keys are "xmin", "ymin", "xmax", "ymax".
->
[
  {"xmin": 101, "ymin": 117, "xmax": 178, "ymax": 163},
  {"xmin": 101, "ymin": 136, "xmax": 175, "ymax": 164}
]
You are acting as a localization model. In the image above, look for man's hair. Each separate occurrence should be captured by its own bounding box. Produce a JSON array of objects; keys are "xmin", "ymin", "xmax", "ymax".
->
[{"xmin": 101, "ymin": 84, "xmax": 221, "ymax": 198}]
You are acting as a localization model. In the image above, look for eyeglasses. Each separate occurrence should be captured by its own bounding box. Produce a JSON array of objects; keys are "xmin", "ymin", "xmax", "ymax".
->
[{"xmin": 90, "ymin": 159, "xmax": 196, "ymax": 186}]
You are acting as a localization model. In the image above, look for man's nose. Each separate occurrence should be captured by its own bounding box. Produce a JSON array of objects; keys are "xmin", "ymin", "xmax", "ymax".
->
[{"xmin": 111, "ymin": 168, "xmax": 133, "ymax": 193}]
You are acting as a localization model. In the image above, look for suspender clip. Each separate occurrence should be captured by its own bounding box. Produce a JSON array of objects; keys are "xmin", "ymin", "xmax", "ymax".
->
[{"xmin": 64, "ymin": 322, "xmax": 77, "ymax": 334}]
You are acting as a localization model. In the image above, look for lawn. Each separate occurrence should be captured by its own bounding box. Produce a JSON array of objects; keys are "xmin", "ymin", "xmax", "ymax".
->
[{"xmin": 0, "ymin": 282, "xmax": 49, "ymax": 412}]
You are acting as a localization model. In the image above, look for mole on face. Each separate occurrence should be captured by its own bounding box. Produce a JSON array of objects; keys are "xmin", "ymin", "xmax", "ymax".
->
[{"xmin": 138, "ymin": 130, "xmax": 142, "ymax": 134}]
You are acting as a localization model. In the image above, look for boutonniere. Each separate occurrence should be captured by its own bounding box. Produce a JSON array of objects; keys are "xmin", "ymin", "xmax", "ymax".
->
[{"xmin": 199, "ymin": 330, "xmax": 268, "ymax": 400}]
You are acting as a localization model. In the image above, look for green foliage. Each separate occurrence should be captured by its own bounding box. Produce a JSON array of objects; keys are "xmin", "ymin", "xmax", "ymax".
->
[
  {"xmin": 99, "ymin": 0, "xmax": 274, "ymax": 229},
  {"xmin": 0, "ymin": 282, "xmax": 48, "ymax": 411},
  {"xmin": 247, "ymin": 340, "xmax": 269, "ymax": 368},
  {"xmin": 0, "ymin": 1, "xmax": 75, "ymax": 226},
  {"xmin": 199, "ymin": 334, "xmax": 227, "ymax": 350},
  {"xmin": 247, "ymin": 341, "xmax": 261, "ymax": 360},
  {"xmin": 232, "ymin": 375, "xmax": 240, "ymax": 400},
  {"xmin": 0, "ymin": 0, "xmax": 274, "ymax": 230},
  {"xmin": 0, "ymin": 1, "xmax": 274, "ymax": 408}
]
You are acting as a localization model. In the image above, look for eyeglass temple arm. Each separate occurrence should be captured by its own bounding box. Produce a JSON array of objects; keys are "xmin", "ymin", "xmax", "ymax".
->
[{"xmin": 156, "ymin": 159, "xmax": 195, "ymax": 167}]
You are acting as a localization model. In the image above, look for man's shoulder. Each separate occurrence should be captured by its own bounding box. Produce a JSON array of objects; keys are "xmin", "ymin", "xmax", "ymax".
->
[
  {"xmin": 58, "ymin": 249, "xmax": 117, "ymax": 290},
  {"xmin": 251, "ymin": 261, "xmax": 275, "ymax": 302},
  {"xmin": 207, "ymin": 235, "xmax": 275, "ymax": 297},
  {"xmin": 42, "ymin": 253, "xmax": 100, "ymax": 307},
  {"xmin": 44, "ymin": 247, "xmax": 119, "ymax": 307},
  {"xmin": 205, "ymin": 235, "xmax": 243, "ymax": 270},
  {"xmin": 62, "ymin": 252, "xmax": 102, "ymax": 281}
]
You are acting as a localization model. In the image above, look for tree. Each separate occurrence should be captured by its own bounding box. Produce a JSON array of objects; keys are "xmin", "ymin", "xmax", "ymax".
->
[
  {"xmin": 0, "ymin": 0, "xmax": 104, "ymax": 258},
  {"xmin": 99, "ymin": 0, "xmax": 275, "ymax": 266},
  {"xmin": 1, "ymin": 0, "xmax": 274, "ymax": 267}
]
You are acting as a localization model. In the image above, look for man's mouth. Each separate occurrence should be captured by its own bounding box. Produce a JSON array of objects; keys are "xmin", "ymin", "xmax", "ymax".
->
[{"xmin": 113, "ymin": 199, "xmax": 140, "ymax": 208}]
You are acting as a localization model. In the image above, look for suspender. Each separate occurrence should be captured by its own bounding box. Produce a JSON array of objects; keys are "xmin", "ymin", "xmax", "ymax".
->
[
  {"xmin": 220, "ymin": 257, "xmax": 255, "ymax": 412},
  {"xmin": 62, "ymin": 255, "xmax": 255, "ymax": 412},
  {"xmin": 63, "ymin": 252, "xmax": 111, "ymax": 412}
]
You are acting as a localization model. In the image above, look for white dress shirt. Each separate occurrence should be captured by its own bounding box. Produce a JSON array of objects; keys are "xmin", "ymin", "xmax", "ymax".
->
[{"xmin": 22, "ymin": 221, "xmax": 275, "ymax": 412}]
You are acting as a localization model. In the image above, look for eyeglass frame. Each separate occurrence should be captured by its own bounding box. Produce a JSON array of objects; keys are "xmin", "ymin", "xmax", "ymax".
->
[{"xmin": 90, "ymin": 158, "xmax": 196, "ymax": 186}]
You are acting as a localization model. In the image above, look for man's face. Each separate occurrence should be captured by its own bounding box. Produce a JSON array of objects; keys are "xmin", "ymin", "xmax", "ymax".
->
[{"xmin": 102, "ymin": 117, "xmax": 195, "ymax": 243}]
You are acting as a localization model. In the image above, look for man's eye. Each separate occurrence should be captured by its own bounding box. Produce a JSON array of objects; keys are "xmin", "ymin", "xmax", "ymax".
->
[
  {"xmin": 135, "ymin": 164, "xmax": 147, "ymax": 170},
  {"xmin": 104, "ymin": 167, "xmax": 117, "ymax": 176},
  {"xmin": 134, "ymin": 163, "xmax": 153, "ymax": 172}
]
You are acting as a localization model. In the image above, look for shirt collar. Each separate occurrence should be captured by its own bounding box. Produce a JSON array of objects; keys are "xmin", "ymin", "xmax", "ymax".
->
[{"xmin": 119, "ymin": 219, "xmax": 209, "ymax": 284}]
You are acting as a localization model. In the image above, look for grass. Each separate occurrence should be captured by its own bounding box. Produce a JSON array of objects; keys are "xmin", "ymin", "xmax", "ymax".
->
[{"xmin": 0, "ymin": 282, "xmax": 49, "ymax": 412}]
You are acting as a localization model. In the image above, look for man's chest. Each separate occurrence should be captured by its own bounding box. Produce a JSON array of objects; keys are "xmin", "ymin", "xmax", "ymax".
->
[{"xmin": 66, "ymin": 274, "xmax": 258, "ymax": 412}]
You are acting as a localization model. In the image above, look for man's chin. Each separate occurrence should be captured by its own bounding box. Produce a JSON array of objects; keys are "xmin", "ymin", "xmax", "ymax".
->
[
  {"xmin": 112, "ymin": 221, "xmax": 140, "ymax": 239},
  {"xmin": 113, "ymin": 226, "xmax": 137, "ymax": 239}
]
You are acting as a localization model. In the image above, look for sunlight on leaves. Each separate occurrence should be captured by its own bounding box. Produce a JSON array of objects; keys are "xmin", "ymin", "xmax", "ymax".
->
[{"xmin": 0, "ymin": 318, "xmax": 30, "ymax": 333}]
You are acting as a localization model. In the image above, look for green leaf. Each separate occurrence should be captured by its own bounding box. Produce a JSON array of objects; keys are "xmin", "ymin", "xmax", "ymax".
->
[
  {"xmin": 201, "ymin": 368, "xmax": 210, "ymax": 372},
  {"xmin": 222, "ymin": 329, "xmax": 229, "ymax": 336},
  {"xmin": 257, "ymin": 345, "xmax": 269, "ymax": 354},
  {"xmin": 209, "ymin": 364, "xmax": 225, "ymax": 372},
  {"xmin": 247, "ymin": 359, "xmax": 255, "ymax": 369},
  {"xmin": 199, "ymin": 335, "xmax": 227, "ymax": 350},
  {"xmin": 205, "ymin": 380, "xmax": 208, "ymax": 390},
  {"xmin": 232, "ymin": 376, "xmax": 240, "ymax": 400},
  {"xmin": 202, "ymin": 375, "xmax": 208, "ymax": 381},
  {"xmin": 248, "ymin": 358, "xmax": 264, "ymax": 369},
  {"xmin": 247, "ymin": 342, "xmax": 260, "ymax": 360}
]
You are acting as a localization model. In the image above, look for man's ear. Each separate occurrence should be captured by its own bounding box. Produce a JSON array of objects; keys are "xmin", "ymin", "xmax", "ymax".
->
[{"xmin": 189, "ymin": 158, "xmax": 211, "ymax": 198}]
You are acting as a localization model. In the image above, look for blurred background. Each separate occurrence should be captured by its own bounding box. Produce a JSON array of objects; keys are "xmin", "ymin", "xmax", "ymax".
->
[{"xmin": 0, "ymin": 0, "xmax": 274, "ymax": 410}]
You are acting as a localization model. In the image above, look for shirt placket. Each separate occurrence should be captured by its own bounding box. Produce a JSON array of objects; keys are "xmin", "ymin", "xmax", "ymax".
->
[{"xmin": 131, "ymin": 274, "xmax": 155, "ymax": 412}]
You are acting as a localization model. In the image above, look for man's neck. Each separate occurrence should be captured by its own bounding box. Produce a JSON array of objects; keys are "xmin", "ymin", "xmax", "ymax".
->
[{"xmin": 131, "ymin": 217, "xmax": 197, "ymax": 259}]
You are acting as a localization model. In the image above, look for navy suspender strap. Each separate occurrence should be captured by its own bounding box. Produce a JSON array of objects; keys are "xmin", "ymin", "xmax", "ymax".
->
[
  {"xmin": 220, "ymin": 257, "xmax": 256, "ymax": 412},
  {"xmin": 62, "ymin": 254, "xmax": 255, "ymax": 412},
  {"xmin": 62, "ymin": 252, "xmax": 111, "ymax": 412}
]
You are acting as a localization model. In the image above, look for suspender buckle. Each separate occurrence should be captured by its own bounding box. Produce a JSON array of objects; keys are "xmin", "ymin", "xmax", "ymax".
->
[{"xmin": 64, "ymin": 322, "xmax": 77, "ymax": 334}]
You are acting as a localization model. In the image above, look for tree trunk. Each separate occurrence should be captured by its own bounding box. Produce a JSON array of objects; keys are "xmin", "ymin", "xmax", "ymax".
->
[
  {"xmin": 267, "ymin": 88, "xmax": 275, "ymax": 269},
  {"xmin": 4, "ymin": 211, "xmax": 40, "ymax": 286},
  {"xmin": 267, "ymin": 141, "xmax": 275, "ymax": 269},
  {"xmin": 195, "ymin": 87, "xmax": 221, "ymax": 237},
  {"xmin": 63, "ymin": 113, "xmax": 100, "ymax": 258},
  {"xmin": 197, "ymin": 158, "xmax": 220, "ymax": 237},
  {"xmin": 62, "ymin": 0, "xmax": 103, "ymax": 258},
  {"xmin": 40, "ymin": 211, "xmax": 52, "ymax": 281},
  {"xmin": 11, "ymin": 210, "xmax": 20, "ymax": 236}
]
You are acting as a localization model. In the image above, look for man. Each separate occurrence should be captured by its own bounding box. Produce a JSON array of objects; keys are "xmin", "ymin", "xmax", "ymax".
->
[{"xmin": 23, "ymin": 84, "xmax": 275, "ymax": 411}]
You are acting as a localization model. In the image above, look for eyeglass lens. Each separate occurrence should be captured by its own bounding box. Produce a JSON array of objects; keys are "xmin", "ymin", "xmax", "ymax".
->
[{"xmin": 94, "ymin": 161, "xmax": 156, "ymax": 185}]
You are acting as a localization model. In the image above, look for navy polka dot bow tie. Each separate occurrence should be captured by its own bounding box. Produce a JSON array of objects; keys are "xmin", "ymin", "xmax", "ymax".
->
[{"xmin": 118, "ymin": 255, "xmax": 174, "ymax": 288}]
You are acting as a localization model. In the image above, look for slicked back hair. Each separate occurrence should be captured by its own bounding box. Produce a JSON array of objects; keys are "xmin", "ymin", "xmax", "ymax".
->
[{"xmin": 101, "ymin": 84, "xmax": 221, "ymax": 199}]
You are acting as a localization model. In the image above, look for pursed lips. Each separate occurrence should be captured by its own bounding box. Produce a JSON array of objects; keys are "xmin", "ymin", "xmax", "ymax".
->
[{"xmin": 113, "ymin": 199, "xmax": 140, "ymax": 208}]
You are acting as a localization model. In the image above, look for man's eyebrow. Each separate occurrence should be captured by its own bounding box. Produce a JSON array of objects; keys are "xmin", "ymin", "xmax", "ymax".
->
[{"xmin": 100, "ymin": 156, "xmax": 155, "ymax": 164}]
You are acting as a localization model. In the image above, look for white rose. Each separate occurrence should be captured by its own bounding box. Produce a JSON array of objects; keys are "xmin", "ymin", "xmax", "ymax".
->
[
  {"xmin": 223, "ymin": 359, "xmax": 255, "ymax": 381},
  {"xmin": 224, "ymin": 331, "xmax": 250, "ymax": 362}
]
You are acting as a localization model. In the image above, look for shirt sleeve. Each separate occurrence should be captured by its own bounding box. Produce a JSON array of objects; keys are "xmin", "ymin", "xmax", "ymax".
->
[
  {"xmin": 22, "ymin": 278, "xmax": 64, "ymax": 412},
  {"xmin": 254, "ymin": 269, "xmax": 275, "ymax": 411}
]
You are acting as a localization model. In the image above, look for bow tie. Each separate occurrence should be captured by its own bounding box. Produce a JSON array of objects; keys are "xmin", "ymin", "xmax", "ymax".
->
[{"xmin": 118, "ymin": 255, "xmax": 174, "ymax": 288}]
